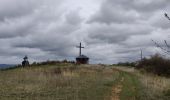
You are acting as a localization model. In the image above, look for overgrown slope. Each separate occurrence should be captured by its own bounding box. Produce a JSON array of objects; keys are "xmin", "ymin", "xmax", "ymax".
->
[{"xmin": 0, "ymin": 64, "xmax": 119, "ymax": 100}]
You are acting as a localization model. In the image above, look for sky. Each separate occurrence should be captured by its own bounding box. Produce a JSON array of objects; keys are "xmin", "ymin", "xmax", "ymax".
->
[{"xmin": 0, "ymin": 0, "xmax": 170, "ymax": 64}]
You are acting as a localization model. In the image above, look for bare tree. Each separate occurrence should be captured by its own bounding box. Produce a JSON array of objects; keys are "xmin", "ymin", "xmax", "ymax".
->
[
  {"xmin": 151, "ymin": 39, "xmax": 170, "ymax": 54},
  {"xmin": 165, "ymin": 13, "xmax": 170, "ymax": 20},
  {"xmin": 151, "ymin": 13, "xmax": 170, "ymax": 54}
]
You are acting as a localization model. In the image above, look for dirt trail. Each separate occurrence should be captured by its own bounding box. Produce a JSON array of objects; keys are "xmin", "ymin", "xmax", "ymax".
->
[{"xmin": 111, "ymin": 77, "xmax": 124, "ymax": 100}]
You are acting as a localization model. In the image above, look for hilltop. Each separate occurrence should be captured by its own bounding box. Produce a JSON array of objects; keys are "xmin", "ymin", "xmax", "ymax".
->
[
  {"xmin": 0, "ymin": 63, "xmax": 169, "ymax": 100},
  {"xmin": 0, "ymin": 64, "xmax": 15, "ymax": 69}
]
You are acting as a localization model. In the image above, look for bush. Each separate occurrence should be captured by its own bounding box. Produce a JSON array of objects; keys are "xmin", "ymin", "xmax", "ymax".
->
[
  {"xmin": 136, "ymin": 54, "xmax": 170, "ymax": 77},
  {"xmin": 116, "ymin": 62, "xmax": 136, "ymax": 67},
  {"xmin": 30, "ymin": 60, "xmax": 75, "ymax": 66}
]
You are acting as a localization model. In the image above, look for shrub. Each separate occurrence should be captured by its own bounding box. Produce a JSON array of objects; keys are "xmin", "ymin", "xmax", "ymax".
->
[
  {"xmin": 136, "ymin": 54, "xmax": 170, "ymax": 77},
  {"xmin": 30, "ymin": 60, "xmax": 75, "ymax": 66},
  {"xmin": 116, "ymin": 62, "xmax": 136, "ymax": 67}
]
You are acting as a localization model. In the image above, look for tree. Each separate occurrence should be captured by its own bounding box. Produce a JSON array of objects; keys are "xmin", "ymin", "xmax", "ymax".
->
[
  {"xmin": 151, "ymin": 13, "xmax": 170, "ymax": 54},
  {"xmin": 151, "ymin": 39, "xmax": 170, "ymax": 54},
  {"xmin": 165, "ymin": 13, "xmax": 170, "ymax": 20}
]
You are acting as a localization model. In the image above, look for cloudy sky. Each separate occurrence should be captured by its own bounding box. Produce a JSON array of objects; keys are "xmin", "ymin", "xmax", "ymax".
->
[{"xmin": 0, "ymin": 0, "xmax": 170, "ymax": 64}]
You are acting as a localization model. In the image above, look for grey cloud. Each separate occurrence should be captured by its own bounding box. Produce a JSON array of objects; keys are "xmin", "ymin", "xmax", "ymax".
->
[
  {"xmin": 0, "ymin": 0, "xmax": 81, "ymax": 63},
  {"xmin": 83, "ymin": 0, "xmax": 170, "ymax": 63},
  {"xmin": 0, "ymin": 16, "xmax": 36, "ymax": 38},
  {"xmin": 11, "ymin": 9, "xmax": 83, "ymax": 56},
  {"xmin": 105, "ymin": 0, "xmax": 168, "ymax": 13},
  {"xmin": 132, "ymin": 0, "xmax": 168, "ymax": 12},
  {"xmin": 0, "ymin": 0, "xmax": 42, "ymax": 21},
  {"xmin": 65, "ymin": 10, "xmax": 83, "ymax": 25},
  {"xmin": 86, "ymin": 23, "xmax": 154, "ymax": 44},
  {"xmin": 89, "ymin": 5, "xmax": 138, "ymax": 24},
  {"xmin": 0, "ymin": 0, "xmax": 65, "ymax": 39},
  {"xmin": 148, "ymin": 11, "xmax": 170, "ymax": 29},
  {"xmin": 12, "ymin": 34, "xmax": 78, "ymax": 56},
  {"xmin": 0, "ymin": 0, "xmax": 170, "ymax": 64},
  {"xmin": 89, "ymin": 0, "xmax": 169, "ymax": 24}
]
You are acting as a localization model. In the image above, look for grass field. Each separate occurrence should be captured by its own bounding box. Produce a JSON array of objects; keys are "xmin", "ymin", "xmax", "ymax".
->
[
  {"xmin": 0, "ymin": 64, "xmax": 169, "ymax": 100},
  {"xmin": 114, "ymin": 66, "xmax": 170, "ymax": 100},
  {"xmin": 0, "ymin": 64, "xmax": 118, "ymax": 100}
]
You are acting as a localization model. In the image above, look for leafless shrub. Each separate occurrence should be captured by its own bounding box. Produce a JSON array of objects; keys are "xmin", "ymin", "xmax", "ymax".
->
[{"xmin": 136, "ymin": 53, "xmax": 170, "ymax": 77}]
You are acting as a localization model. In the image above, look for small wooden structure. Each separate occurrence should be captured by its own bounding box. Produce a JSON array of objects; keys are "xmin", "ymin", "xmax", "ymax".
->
[
  {"xmin": 76, "ymin": 42, "xmax": 89, "ymax": 64},
  {"xmin": 76, "ymin": 55, "xmax": 89, "ymax": 64},
  {"xmin": 22, "ymin": 55, "xmax": 30, "ymax": 67}
]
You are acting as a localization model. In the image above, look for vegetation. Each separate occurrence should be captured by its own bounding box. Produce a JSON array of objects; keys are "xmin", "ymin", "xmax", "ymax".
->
[
  {"xmin": 0, "ymin": 64, "xmax": 119, "ymax": 100},
  {"xmin": 116, "ymin": 62, "xmax": 136, "ymax": 67},
  {"xmin": 136, "ymin": 54, "xmax": 170, "ymax": 77},
  {"xmin": 114, "ymin": 66, "xmax": 170, "ymax": 100},
  {"xmin": 31, "ymin": 60, "xmax": 75, "ymax": 66},
  {"xmin": 0, "ymin": 63, "xmax": 169, "ymax": 100},
  {"xmin": 0, "ymin": 60, "xmax": 75, "ymax": 71}
]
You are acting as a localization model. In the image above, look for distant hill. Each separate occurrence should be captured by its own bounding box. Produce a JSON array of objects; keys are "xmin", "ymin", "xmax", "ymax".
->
[{"xmin": 0, "ymin": 64, "xmax": 15, "ymax": 69}]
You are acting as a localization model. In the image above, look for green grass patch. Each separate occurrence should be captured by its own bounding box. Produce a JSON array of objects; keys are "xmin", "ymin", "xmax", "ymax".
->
[{"xmin": 120, "ymin": 72, "xmax": 146, "ymax": 100}]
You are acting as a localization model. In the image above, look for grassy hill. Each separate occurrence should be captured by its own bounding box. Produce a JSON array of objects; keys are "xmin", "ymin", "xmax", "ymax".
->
[
  {"xmin": 0, "ymin": 64, "xmax": 117, "ymax": 100},
  {"xmin": 0, "ymin": 63, "xmax": 169, "ymax": 100},
  {"xmin": 0, "ymin": 64, "xmax": 15, "ymax": 69}
]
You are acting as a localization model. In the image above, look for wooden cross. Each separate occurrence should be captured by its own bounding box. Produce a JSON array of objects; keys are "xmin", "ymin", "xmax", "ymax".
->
[{"xmin": 76, "ymin": 42, "xmax": 84, "ymax": 56}]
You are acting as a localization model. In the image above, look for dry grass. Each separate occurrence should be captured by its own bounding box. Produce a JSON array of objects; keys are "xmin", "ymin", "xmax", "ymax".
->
[
  {"xmin": 136, "ymin": 71, "xmax": 170, "ymax": 99},
  {"xmin": 113, "ymin": 66, "xmax": 170, "ymax": 100},
  {"xmin": 2, "ymin": 64, "xmax": 168, "ymax": 100},
  {"xmin": 0, "ymin": 64, "xmax": 119, "ymax": 100}
]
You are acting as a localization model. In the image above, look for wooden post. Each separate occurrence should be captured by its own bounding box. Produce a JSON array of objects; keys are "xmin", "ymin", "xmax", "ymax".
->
[{"xmin": 76, "ymin": 42, "xmax": 84, "ymax": 56}]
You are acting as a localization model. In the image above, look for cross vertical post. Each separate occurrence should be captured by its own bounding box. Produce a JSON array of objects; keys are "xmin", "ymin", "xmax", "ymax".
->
[
  {"xmin": 140, "ymin": 49, "xmax": 143, "ymax": 61},
  {"xmin": 76, "ymin": 42, "xmax": 84, "ymax": 56},
  {"xmin": 80, "ymin": 42, "xmax": 82, "ymax": 56}
]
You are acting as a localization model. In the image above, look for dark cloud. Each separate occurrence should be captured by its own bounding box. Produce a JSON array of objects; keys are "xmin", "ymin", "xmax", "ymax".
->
[
  {"xmin": 86, "ymin": 23, "xmax": 154, "ymax": 44},
  {"xmin": 10, "ymin": 9, "xmax": 83, "ymax": 60},
  {"xmin": 0, "ymin": 0, "xmax": 170, "ymax": 64},
  {"xmin": 0, "ymin": 0, "xmax": 41, "ymax": 21},
  {"xmin": 0, "ymin": 17, "xmax": 35, "ymax": 38},
  {"xmin": 85, "ymin": 0, "xmax": 170, "ymax": 63},
  {"xmin": 89, "ymin": 0, "xmax": 169, "ymax": 24}
]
